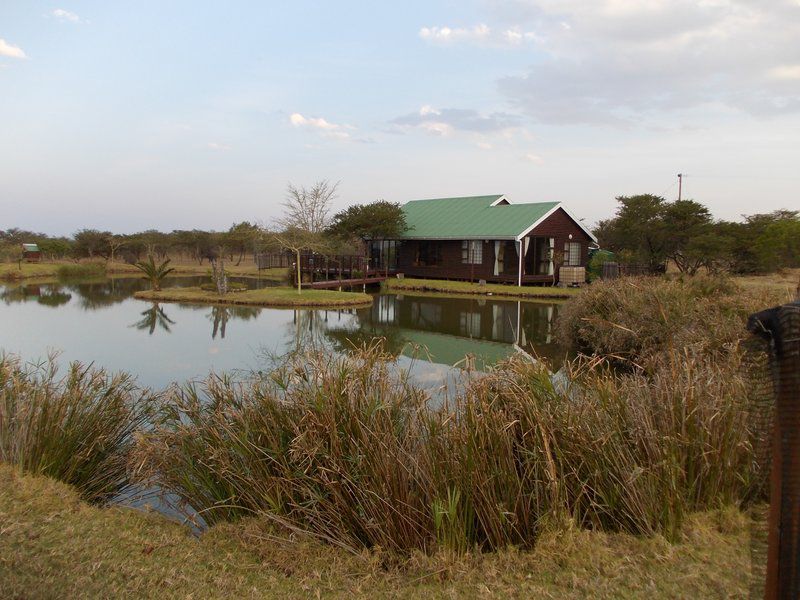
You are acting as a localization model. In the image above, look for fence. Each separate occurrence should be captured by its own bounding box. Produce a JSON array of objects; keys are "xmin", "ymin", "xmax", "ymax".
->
[{"xmin": 748, "ymin": 300, "xmax": 800, "ymax": 599}]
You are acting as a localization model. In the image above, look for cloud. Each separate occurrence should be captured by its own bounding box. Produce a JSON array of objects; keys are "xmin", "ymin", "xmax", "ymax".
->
[
  {"xmin": 419, "ymin": 23, "xmax": 539, "ymax": 46},
  {"xmin": 768, "ymin": 65, "xmax": 800, "ymax": 81},
  {"xmin": 289, "ymin": 112, "xmax": 351, "ymax": 140},
  {"xmin": 206, "ymin": 142, "xmax": 232, "ymax": 151},
  {"xmin": 426, "ymin": 1, "xmax": 800, "ymax": 123},
  {"xmin": 0, "ymin": 39, "xmax": 26, "ymax": 59},
  {"xmin": 50, "ymin": 9, "xmax": 83, "ymax": 23},
  {"xmin": 524, "ymin": 153, "xmax": 543, "ymax": 164},
  {"xmin": 392, "ymin": 106, "xmax": 523, "ymax": 136}
]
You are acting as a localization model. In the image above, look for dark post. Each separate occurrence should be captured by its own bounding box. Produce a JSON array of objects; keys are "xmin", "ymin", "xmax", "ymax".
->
[{"xmin": 748, "ymin": 301, "xmax": 800, "ymax": 599}]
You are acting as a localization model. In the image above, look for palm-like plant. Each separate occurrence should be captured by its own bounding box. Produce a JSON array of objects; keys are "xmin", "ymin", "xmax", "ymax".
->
[{"xmin": 134, "ymin": 255, "xmax": 175, "ymax": 291}]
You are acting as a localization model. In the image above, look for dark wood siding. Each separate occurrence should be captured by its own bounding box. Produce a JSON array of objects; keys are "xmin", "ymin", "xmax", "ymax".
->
[{"xmin": 527, "ymin": 207, "xmax": 593, "ymax": 268}]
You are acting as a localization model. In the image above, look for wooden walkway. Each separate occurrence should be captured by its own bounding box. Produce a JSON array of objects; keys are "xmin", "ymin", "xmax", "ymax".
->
[{"xmin": 302, "ymin": 276, "xmax": 386, "ymax": 290}]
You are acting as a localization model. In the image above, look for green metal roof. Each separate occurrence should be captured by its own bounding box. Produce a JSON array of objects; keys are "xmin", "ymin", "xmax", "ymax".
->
[
  {"xmin": 400, "ymin": 195, "xmax": 560, "ymax": 240},
  {"xmin": 22, "ymin": 243, "xmax": 39, "ymax": 252}
]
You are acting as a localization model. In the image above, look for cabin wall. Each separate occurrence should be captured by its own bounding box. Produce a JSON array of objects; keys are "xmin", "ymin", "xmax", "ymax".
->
[{"xmin": 527, "ymin": 207, "xmax": 594, "ymax": 267}]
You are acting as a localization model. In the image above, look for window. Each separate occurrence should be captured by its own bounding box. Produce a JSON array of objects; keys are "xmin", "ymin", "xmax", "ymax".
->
[
  {"xmin": 415, "ymin": 241, "xmax": 440, "ymax": 266},
  {"xmin": 461, "ymin": 240, "xmax": 483, "ymax": 264},
  {"xmin": 564, "ymin": 242, "xmax": 582, "ymax": 266},
  {"xmin": 370, "ymin": 240, "xmax": 399, "ymax": 270}
]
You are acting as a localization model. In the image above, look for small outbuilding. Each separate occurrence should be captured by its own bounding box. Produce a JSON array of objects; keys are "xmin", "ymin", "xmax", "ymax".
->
[
  {"xmin": 21, "ymin": 243, "xmax": 41, "ymax": 263},
  {"xmin": 368, "ymin": 195, "xmax": 597, "ymax": 285}
]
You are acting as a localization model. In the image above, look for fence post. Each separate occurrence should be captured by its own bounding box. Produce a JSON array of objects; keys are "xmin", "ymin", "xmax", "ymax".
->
[{"xmin": 749, "ymin": 301, "xmax": 800, "ymax": 599}]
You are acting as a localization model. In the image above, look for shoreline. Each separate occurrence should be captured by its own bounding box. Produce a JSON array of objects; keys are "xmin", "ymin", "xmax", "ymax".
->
[
  {"xmin": 383, "ymin": 277, "xmax": 580, "ymax": 300},
  {"xmin": 133, "ymin": 286, "xmax": 374, "ymax": 308}
]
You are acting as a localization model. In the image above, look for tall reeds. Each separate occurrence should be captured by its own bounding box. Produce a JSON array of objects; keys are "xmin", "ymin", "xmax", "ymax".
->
[
  {"xmin": 0, "ymin": 354, "xmax": 151, "ymax": 503},
  {"xmin": 135, "ymin": 342, "xmax": 758, "ymax": 552}
]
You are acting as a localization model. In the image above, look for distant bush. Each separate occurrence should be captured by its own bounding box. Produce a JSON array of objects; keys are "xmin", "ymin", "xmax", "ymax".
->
[
  {"xmin": 0, "ymin": 355, "xmax": 152, "ymax": 503},
  {"xmin": 57, "ymin": 262, "xmax": 107, "ymax": 279}
]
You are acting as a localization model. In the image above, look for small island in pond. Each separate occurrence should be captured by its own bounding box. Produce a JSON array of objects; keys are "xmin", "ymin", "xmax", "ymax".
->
[{"xmin": 133, "ymin": 286, "xmax": 373, "ymax": 308}]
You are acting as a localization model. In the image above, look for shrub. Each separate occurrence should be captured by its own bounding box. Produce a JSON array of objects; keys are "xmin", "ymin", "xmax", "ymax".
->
[
  {"xmin": 56, "ymin": 262, "xmax": 107, "ymax": 279},
  {"xmin": 555, "ymin": 275, "xmax": 786, "ymax": 366},
  {"xmin": 0, "ymin": 354, "xmax": 152, "ymax": 503}
]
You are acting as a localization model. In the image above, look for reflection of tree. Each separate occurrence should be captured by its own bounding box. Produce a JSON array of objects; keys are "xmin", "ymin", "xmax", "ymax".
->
[
  {"xmin": 206, "ymin": 305, "xmax": 261, "ymax": 339},
  {"xmin": 1, "ymin": 284, "xmax": 38, "ymax": 304},
  {"xmin": 37, "ymin": 290, "xmax": 72, "ymax": 307},
  {"xmin": 131, "ymin": 302, "xmax": 175, "ymax": 335}
]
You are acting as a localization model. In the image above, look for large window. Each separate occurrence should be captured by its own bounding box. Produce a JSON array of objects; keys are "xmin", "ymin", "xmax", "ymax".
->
[
  {"xmin": 415, "ymin": 241, "xmax": 440, "ymax": 266},
  {"xmin": 370, "ymin": 240, "xmax": 398, "ymax": 270},
  {"xmin": 461, "ymin": 240, "xmax": 483, "ymax": 264},
  {"xmin": 564, "ymin": 241, "xmax": 582, "ymax": 266}
]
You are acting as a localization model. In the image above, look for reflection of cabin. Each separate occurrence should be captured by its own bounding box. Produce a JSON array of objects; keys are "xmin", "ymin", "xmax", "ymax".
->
[
  {"xmin": 22, "ymin": 243, "xmax": 41, "ymax": 263},
  {"xmin": 369, "ymin": 195, "xmax": 597, "ymax": 285}
]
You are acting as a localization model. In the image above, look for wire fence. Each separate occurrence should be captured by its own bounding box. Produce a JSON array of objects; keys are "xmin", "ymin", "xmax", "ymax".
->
[{"xmin": 748, "ymin": 300, "xmax": 800, "ymax": 599}]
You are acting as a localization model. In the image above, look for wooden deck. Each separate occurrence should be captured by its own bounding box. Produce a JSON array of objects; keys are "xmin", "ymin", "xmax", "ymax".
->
[{"xmin": 302, "ymin": 276, "xmax": 387, "ymax": 290}]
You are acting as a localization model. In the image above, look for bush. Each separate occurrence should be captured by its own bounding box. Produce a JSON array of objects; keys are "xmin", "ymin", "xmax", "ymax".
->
[
  {"xmin": 134, "ymin": 341, "xmax": 759, "ymax": 552},
  {"xmin": 0, "ymin": 355, "xmax": 152, "ymax": 503},
  {"xmin": 556, "ymin": 275, "xmax": 786, "ymax": 366},
  {"xmin": 57, "ymin": 262, "xmax": 107, "ymax": 279}
]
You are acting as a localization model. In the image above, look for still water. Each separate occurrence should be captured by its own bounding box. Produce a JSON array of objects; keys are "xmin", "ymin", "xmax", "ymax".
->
[{"xmin": 0, "ymin": 276, "xmax": 564, "ymax": 390}]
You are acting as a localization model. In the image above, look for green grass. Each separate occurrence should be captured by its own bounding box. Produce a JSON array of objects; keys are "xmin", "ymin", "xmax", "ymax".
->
[
  {"xmin": 0, "ymin": 464, "xmax": 757, "ymax": 599},
  {"xmin": 0, "ymin": 262, "xmax": 61, "ymax": 281},
  {"xmin": 384, "ymin": 277, "xmax": 579, "ymax": 299},
  {"xmin": 133, "ymin": 285, "xmax": 373, "ymax": 308}
]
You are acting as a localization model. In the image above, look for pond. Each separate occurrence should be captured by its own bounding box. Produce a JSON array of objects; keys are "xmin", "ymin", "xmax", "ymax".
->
[{"xmin": 0, "ymin": 276, "xmax": 565, "ymax": 392}]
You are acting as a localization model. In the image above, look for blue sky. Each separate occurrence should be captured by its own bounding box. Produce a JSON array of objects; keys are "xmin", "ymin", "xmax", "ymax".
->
[{"xmin": 2, "ymin": 1, "xmax": 799, "ymax": 235}]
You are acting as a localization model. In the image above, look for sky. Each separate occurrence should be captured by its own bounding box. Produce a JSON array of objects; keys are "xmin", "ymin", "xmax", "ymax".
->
[{"xmin": 1, "ymin": 0, "xmax": 799, "ymax": 236}]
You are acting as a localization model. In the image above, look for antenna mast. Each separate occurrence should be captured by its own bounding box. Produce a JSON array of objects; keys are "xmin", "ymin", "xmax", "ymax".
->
[{"xmin": 677, "ymin": 173, "xmax": 683, "ymax": 201}]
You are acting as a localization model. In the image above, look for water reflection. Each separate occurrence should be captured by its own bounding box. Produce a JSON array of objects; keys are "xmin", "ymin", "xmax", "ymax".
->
[
  {"xmin": 131, "ymin": 303, "xmax": 175, "ymax": 335},
  {"xmin": 0, "ymin": 276, "xmax": 566, "ymax": 390}
]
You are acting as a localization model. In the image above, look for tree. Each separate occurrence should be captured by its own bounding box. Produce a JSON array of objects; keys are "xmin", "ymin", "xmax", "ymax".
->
[
  {"xmin": 73, "ymin": 229, "xmax": 112, "ymax": 259},
  {"xmin": 225, "ymin": 222, "xmax": 261, "ymax": 265},
  {"xmin": 278, "ymin": 180, "xmax": 338, "ymax": 233},
  {"xmin": 327, "ymin": 200, "xmax": 407, "ymax": 241},
  {"xmin": 134, "ymin": 256, "xmax": 175, "ymax": 291},
  {"xmin": 662, "ymin": 200, "xmax": 714, "ymax": 275},
  {"xmin": 269, "ymin": 228, "xmax": 333, "ymax": 293},
  {"xmin": 595, "ymin": 194, "xmax": 668, "ymax": 272}
]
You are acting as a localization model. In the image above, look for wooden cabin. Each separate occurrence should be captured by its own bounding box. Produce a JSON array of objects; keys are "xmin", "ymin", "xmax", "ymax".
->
[
  {"xmin": 368, "ymin": 195, "xmax": 597, "ymax": 285},
  {"xmin": 21, "ymin": 243, "xmax": 41, "ymax": 263}
]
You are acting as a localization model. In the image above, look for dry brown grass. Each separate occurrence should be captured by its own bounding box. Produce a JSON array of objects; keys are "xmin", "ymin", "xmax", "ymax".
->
[{"xmin": 0, "ymin": 464, "xmax": 757, "ymax": 598}]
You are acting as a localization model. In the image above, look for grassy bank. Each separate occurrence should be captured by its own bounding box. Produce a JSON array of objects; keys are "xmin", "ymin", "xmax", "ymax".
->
[
  {"xmin": 0, "ymin": 260, "xmax": 288, "ymax": 282},
  {"xmin": 384, "ymin": 277, "xmax": 579, "ymax": 300},
  {"xmin": 0, "ymin": 464, "xmax": 756, "ymax": 598},
  {"xmin": 134, "ymin": 286, "xmax": 373, "ymax": 308}
]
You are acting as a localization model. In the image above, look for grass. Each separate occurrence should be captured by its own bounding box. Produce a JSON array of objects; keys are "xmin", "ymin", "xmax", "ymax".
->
[
  {"xmin": 133, "ymin": 286, "xmax": 373, "ymax": 308},
  {"xmin": 0, "ymin": 355, "xmax": 152, "ymax": 503},
  {"xmin": 0, "ymin": 464, "xmax": 758, "ymax": 599},
  {"xmin": 384, "ymin": 277, "xmax": 579, "ymax": 299},
  {"xmin": 556, "ymin": 275, "xmax": 791, "ymax": 367},
  {"xmin": 733, "ymin": 267, "xmax": 800, "ymax": 296},
  {"xmin": 134, "ymin": 338, "xmax": 760, "ymax": 554},
  {"xmin": 0, "ymin": 259, "xmax": 289, "ymax": 282},
  {"xmin": 56, "ymin": 261, "xmax": 108, "ymax": 279}
]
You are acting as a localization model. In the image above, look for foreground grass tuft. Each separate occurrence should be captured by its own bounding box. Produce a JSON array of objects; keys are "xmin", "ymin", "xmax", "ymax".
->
[
  {"xmin": 0, "ymin": 465, "xmax": 757, "ymax": 599},
  {"xmin": 0, "ymin": 355, "xmax": 152, "ymax": 503}
]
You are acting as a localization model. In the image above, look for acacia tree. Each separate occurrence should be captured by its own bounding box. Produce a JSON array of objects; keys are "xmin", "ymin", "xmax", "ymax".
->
[
  {"xmin": 278, "ymin": 180, "xmax": 338, "ymax": 233},
  {"xmin": 268, "ymin": 228, "xmax": 332, "ymax": 293}
]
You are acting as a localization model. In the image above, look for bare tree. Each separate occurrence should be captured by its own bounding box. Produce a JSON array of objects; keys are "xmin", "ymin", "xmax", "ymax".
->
[
  {"xmin": 268, "ymin": 228, "xmax": 334, "ymax": 294},
  {"xmin": 278, "ymin": 179, "xmax": 338, "ymax": 233}
]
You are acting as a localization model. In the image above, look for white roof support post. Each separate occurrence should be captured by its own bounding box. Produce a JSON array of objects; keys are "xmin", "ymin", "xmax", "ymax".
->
[{"xmin": 517, "ymin": 240, "xmax": 523, "ymax": 287}]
